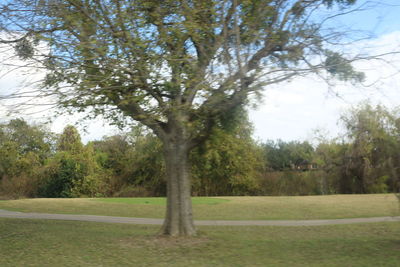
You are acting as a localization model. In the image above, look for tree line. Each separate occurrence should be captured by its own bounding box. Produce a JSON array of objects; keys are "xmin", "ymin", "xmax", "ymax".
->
[{"xmin": 0, "ymin": 103, "xmax": 399, "ymax": 199}]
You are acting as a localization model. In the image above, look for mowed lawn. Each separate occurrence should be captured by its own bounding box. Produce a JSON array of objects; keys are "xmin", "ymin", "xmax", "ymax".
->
[
  {"xmin": 0, "ymin": 194, "xmax": 398, "ymax": 220},
  {"xmin": 0, "ymin": 219, "xmax": 399, "ymax": 266},
  {"xmin": 0, "ymin": 194, "xmax": 399, "ymax": 266}
]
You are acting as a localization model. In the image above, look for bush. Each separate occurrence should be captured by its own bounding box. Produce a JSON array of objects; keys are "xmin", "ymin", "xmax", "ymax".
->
[
  {"xmin": 38, "ymin": 148, "xmax": 109, "ymax": 198},
  {"xmin": 0, "ymin": 152, "xmax": 43, "ymax": 199},
  {"xmin": 0, "ymin": 173, "xmax": 40, "ymax": 199}
]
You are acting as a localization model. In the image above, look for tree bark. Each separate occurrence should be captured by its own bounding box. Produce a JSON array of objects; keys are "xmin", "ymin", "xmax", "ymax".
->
[{"xmin": 159, "ymin": 136, "xmax": 196, "ymax": 236}]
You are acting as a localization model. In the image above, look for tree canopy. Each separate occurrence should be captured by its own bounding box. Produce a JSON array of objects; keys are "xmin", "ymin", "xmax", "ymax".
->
[{"xmin": 1, "ymin": 0, "xmax": 363, "ymax": 137}]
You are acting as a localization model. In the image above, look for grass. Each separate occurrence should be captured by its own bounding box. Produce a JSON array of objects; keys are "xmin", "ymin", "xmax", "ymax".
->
[
  {"xmin": 0, "ymin": 194, "xmax": 398, "ymax": 220},
  {"xmin": 0, "ymin": 218, "xmax": 399, "ymax": 266},
  {"xmin": 95, "ymin": 197, "xmax": 230, "ymax": 205},
  {"xmin": 0, "ymin": 195, "xmax": 399, "ymax": 266}
]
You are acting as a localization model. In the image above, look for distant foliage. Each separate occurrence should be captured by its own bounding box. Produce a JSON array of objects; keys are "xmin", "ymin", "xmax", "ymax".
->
[
  {"xmin": 38, "ymin": 126, "xmax": 108, "ymax": 198},
  {"xmin": 338, "ymin": 103, "xmax": 400, "ymax": 193},
  {"xmin": 191, "ymin": 125, "xmax": 263, "ymax": 196},
  {"xmin": 1, "ymin": 103, "xmax": 399, "ymax": 199},
  {"xmin": 56, "ymin": 125, "xmax": 84, "ymax": 153},
  {"xmin": 262, "ymin": 140, "xmax": 314, "ymax": 171},
  {"xmin": 0, "ymin": 119, "xmax": 54, "ymax": 198}
]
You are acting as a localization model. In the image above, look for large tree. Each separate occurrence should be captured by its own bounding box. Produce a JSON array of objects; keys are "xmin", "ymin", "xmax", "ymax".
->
[{"xmin": 0, "ymin": 0, "xmax": 365, "ymax": 236}]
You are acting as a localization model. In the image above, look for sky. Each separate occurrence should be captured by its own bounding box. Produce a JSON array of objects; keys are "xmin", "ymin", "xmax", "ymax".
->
[
  {"xmin": 0, "ymin": 0, "xmax": 400, "ymax": 143},
  {"xmin": 250, "ymin": 0, "xmax": 400, "ymax": 142},
  {"xmin": 334, "ymin": 0, "xmax": 400, "ymax": 35}
]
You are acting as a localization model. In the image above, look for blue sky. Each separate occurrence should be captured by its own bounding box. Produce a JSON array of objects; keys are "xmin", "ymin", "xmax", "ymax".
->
[{"xmin": 336, "ymin": 0, "xmax": 400, "ymax": 35}]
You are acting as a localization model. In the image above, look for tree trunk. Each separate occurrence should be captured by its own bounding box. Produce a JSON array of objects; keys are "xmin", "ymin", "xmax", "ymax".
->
[{"xmin": 160, "ymin": 138, "xmax": 196, "ymax": 236}]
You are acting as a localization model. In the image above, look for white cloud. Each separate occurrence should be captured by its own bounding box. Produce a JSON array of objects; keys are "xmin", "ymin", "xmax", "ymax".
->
[{"xmin": 249, "ymin": 31, "xmax": 400, "ymax": 142}]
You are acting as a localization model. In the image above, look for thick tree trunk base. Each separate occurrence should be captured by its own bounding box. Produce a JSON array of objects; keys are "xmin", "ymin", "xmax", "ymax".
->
[
  {"xmin": 159, "ymin": 219, "xmax": 196, "ymax": 237},
  {"xmin": 160, "ymin": 139, "xmax": 196, "ymax": 236}
]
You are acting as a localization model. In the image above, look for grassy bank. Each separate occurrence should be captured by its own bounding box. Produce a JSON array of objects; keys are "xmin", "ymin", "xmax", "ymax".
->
[
  {"xmin": 0, "ymin": 194, "xmax": 398, "ymax": 220},
  {"xmin": 0, "ymin": 218, "xmax": 399, "ymax": 266}
]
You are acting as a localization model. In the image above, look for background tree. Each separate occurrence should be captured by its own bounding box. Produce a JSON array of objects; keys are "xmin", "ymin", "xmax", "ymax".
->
[
  {"xmin": 263, "ymin": 140, "xmax": 314, "ymax": 171},
  {"xmin": 339, "ymin": 103, "xmax": 400, "ymax": 193},
  {"xmin": 57, "ymin": 125, "xmax": 84, "ymax": 153},
  {"xmin": 314, "ymin": 140, "xmax": 348, "ymax": 194},
  {"xmin": 91, "ymin": 134, "xmax": 134, "ymax": 195},
  {"xmin": 0, "ymin": 0, "xmax": 365, "ymax": 236},
  {"xmin": 0, "ymin": 119, "xmax": 54, "ymax": 198},
  {"xmin": 39, "ymin": 125, "xmax": 108, "ymax": 197},
  {"xmin": 191, "ymin": 107, "xmax": 264, "ymax": 196}
]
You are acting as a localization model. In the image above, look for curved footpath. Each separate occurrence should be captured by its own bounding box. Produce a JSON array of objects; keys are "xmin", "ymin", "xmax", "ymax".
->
[{"xmin": 0, "ymin": 209, "xmax": 399, "ymax": 226}]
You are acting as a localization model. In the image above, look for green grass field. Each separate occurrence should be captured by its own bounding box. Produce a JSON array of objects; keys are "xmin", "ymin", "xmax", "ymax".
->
[
  {"xmin": 0, "ymin": 194, "xmax": 399, "ymax": 266},
  {"xmin": 0, "ymin": 219, "xmax": 399, "ymax": 266},
  {"xmin": 0, "ymin": 194, "xmax": 398, "ymax": 220}
]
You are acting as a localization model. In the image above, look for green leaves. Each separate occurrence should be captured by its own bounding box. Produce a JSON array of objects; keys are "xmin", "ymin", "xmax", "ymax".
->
[
  {"xmin": 14, "ymin": 39, "xmax": 35, "ymax": 60},
  {"xmin": 39, "ymin": 127, "xmax": 109, "ymax": 198},
  {"xmin": 0, "ymin": 119, "xmax": 54, "ymax": 198},
  {"xmin": 57, "ymin": 125, "xmax": 84, "ymax": 154},
  {"xmin": 339, "ymin": 103, "xmax": 400, "ymax": 193},
  {"xmin": 325, "ymin": 51, "xmax": 365, "ymax": 83},
  {"xmin": 1, "ymin": 0, "xmax": 363, "ymax": 134},
  {"xmin": 263, "ymin": 140, "xmax": 315, "ymax": 171}
]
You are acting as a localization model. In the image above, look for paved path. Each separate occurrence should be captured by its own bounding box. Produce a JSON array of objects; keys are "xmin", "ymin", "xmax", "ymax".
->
[{"xmin": 0, "ymin": 209, "xmax": 399, "ymax": 226}]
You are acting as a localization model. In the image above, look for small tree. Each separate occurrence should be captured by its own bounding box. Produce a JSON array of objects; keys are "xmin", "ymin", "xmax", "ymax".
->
[
  {"xmin": 340, "ymin": 103, "xmax": 400, "ymax": 193},
  {"xmin": 57, "ymin": 125, "xmax": 84, "ymax": 153},
  {"xmin": 0, "ymin": 0, "xmax": 368, "ymax": 235}
]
